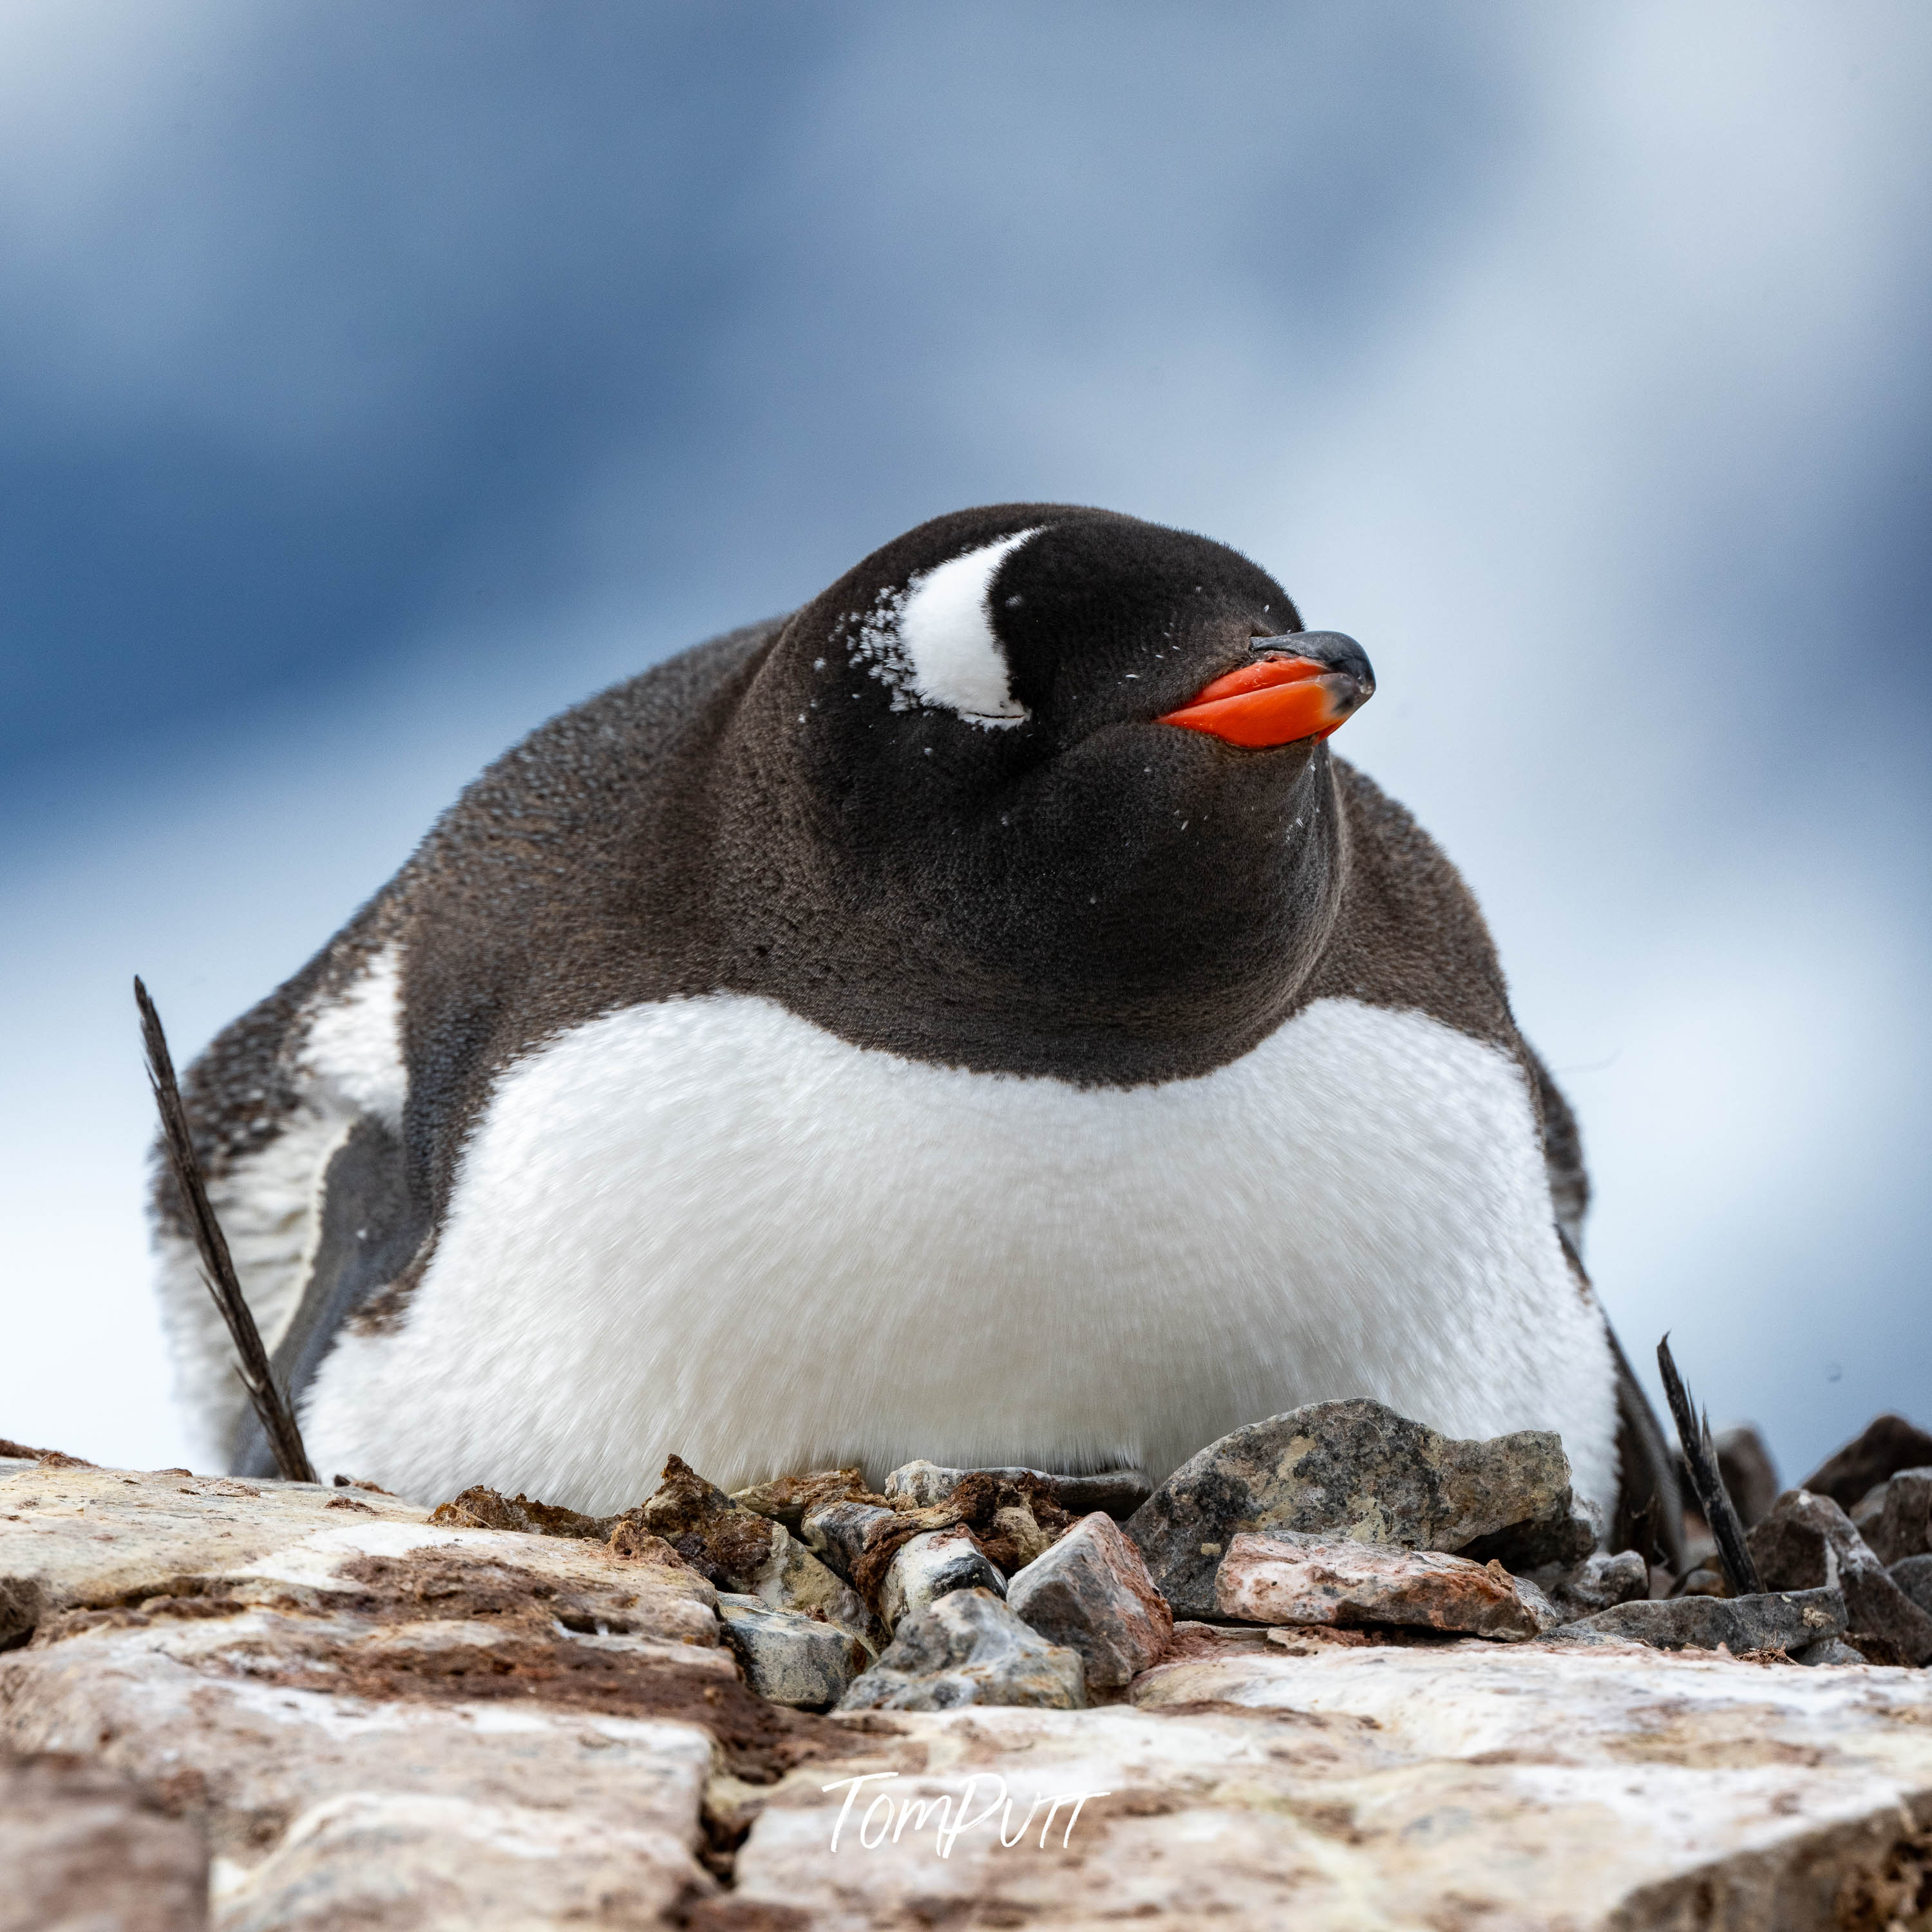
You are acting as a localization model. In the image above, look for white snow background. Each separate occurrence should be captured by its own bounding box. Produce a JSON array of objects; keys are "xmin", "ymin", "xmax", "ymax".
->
[{"xmin": 1, "ymin": 2, "xmax": 1927, "ymax": 1483}]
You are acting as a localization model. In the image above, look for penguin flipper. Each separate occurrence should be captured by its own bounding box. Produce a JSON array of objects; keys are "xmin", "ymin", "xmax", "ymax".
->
[
  {"xmin": 151, "ymin": 920, "xmax": 410, "ymax": 1473},
  {"xmin": 229, "ymin": 1114, "xmax": 427, "ymax": 1479}
]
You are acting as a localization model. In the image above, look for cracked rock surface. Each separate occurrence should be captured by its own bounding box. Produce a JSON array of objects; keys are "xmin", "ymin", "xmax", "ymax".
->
[
  {"xmin": 11, "ymin": 1450, "xmax": 1932, "ymax": 1928},
  {"xmin": 739, "ymin": 1630, "xmax": 1932, "ymax": 1929}
]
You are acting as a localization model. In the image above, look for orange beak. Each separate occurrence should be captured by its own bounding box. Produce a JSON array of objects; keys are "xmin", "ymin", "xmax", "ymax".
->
[{"xmin": 1157, "ymin": 648, "xmax": 1370, "ymax": 749}]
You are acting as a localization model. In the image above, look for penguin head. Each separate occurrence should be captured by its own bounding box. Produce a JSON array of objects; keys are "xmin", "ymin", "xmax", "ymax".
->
[{"xmin": 722, "ymin": 504, "xmax": 1376, "ymax": 1083}]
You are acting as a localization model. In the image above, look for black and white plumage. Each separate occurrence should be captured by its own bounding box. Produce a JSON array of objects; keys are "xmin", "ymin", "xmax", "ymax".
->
[{"xmin": 153, "ymin": 504, "xmax": 1674, "ymax": 1546}]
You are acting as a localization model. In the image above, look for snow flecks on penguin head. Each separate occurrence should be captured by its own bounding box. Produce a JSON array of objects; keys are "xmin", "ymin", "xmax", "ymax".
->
[
  {"xmin": 719, "ymin": 503, "xmax": 1375, "ymax": 1083},
  {"xmin": 846, "ymin": 527, "xmax": 1039, "ymax": 728}
]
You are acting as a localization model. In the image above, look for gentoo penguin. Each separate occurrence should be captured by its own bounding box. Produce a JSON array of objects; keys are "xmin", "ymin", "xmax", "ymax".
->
[{"xmin": 152, "ymin": 504, "xmax": 1676, "ymax": 1552}]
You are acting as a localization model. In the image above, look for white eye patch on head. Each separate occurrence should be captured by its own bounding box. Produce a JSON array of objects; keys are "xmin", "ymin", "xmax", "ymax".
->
[{"xmin": 848, "ymin": 527, "xmax": 1039, "ymax": 728}]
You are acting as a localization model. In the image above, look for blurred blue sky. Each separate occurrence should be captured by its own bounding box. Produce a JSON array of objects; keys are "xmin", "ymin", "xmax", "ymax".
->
[{"xmin": 3, "ymin": 1, "xmax": 1927, "ymax": 1483}]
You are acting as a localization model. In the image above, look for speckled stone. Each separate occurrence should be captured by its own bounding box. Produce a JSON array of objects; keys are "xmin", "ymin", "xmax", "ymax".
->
[
  {"xmin": 716, "ymin": 1594, "xmax": 869, "ymax": 1709},
  {"xmin": 1005, "ymin": 1512, "xmax": 1173, "ymax": 1686},
  {"xmin": 1127, "ymin": 1399, "xmax": 1589, "ymax": 1616},
  {"xmin": 878, "ymin": 1528, "xmax": 1005, "ymax": 1633},
  {"xmin": 1549, "ymin": 1586, "xmax": 1848, "ymax": 1655},
  {"xmin": 1526, "ymin": 1548, "xmax": 1651, "ymax": 1622},
  {"xmin": 798, "ymin": 1497, "xmax": 902, "ymax": 1581},
  {"xmin": 640, "ymin": 1454, "xmax": 880, "ymax": 1649},
  {"xmin": 1748, "ymin": 1488, "xmax": 1932, "ymax": 1666},
  {"xmin": 1216, "ymin": 1531, "xmax": 1546, "ymax": 1640},
  {"xmin": 838, "ymin": 1587, "xmax": 1086, "ymax": 1712}
]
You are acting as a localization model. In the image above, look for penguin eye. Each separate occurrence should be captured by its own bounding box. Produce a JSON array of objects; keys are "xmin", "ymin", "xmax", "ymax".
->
[{"xmin": 893, "ymin": 531, "xmax": 1039, "ymax": 728}]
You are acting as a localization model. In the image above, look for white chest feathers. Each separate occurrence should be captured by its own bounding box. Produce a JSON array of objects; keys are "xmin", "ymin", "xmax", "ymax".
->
[{"xmin": 303, "ymin": 993, "xmax": 1618, "ymax": 1518}]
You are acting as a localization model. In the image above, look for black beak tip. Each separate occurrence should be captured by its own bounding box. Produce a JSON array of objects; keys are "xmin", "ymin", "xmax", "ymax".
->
[{"xmin": 1252, "ymin": 630, "xmax": 1376, "ymax": 700}]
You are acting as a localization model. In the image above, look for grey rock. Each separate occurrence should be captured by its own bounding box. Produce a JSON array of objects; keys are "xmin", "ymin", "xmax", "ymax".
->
[
  {"xmin": 1508, "ymin": 1573, "xmax": 1566, "ymax": 1635},
  {"xmin": 1794, "ymin": 1637, "xmax": 1868, "ymax": 1667},
  {"xmin": 1550, "ymin": 1587, "xmax": 1848, "ymax": 1654},
  {"xmin": 1891, "ymin": 1554, "xmax": 1932, "ymax": 1617},
  {"xmin": 1457, "ymin": 1510, "xmax": 1600, "ymax": 1574},
  {"xmin": 1126, "ymin": 1400, "xmax": 1587, "ymax": 1616},
  {"xmin": 1747, "ymin": 1489, "xmax": 1932, "ymax": 1667},
  {"xmin": 837, "ymin": 1587, "xmax": 1086, "ymax": 1712},
  {"xmin": 882, "ymin": 1459, "xmax": 1151, "ymax": 1520},
  {"xmin": 0, "ymin": 1573, "xmax": 42, "ymax": 1650},
  {"xmin": 1800, "ymin": 1414, "xmax": 1932, "ymax": 1509},
  {"xmin": 1005, "ymin": 1512, "xmax": 1173, "ymax": 1687},
  {"xmin": 1527, "ymin": 1549, "xmax": 1651, "ymax": 1622},
  {"xmin": 798, "ymin": 1498, "xmax": 900, "ymax": 1581},
  {"xmin": 715, "ymin": 1595, "xmax": 867, "ymax": 1709},
  {"xmin": 1047, "ymin": 1469, "xmax": 1155, "ymax": 1519},
  {"xmin": 878, "ymin": 1528, "xmax": 1005, "ymax": 1633},
  {"xmin": 1713, "ymin": 1424, "xmax": 1780, "ymax": 1528},
  {"xmin": 1851, "ymin": 1467, "xmax": 1932, "ymax": 1566},
  {"xmin": 1674, "ymin": 1566, "xmax": 1732, "ymax": 1600},
  {"xmin": 881, "ymin": 1461, "xmax": 974, "ymax": 1508}
]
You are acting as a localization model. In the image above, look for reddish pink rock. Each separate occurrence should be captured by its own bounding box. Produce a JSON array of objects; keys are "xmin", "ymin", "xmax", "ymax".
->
[
  {"xmin": 1215, "ymin": 1531, "xmax": 1543, "ymax": 1640},
  {"xmin": 1007, "ymin": 1511, "xmax": 1175, "ymax": 1685}
]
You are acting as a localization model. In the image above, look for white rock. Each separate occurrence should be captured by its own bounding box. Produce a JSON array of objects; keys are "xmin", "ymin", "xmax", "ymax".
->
[
  {"xmin": 881, "ymin": 1459, "xmax": 957, "ymax": 1509},
  {"xmin": 878, "ymin": 1526, "xmax": 1004, "ymax": 1633},
  {"xmin": 838, "ymin": 1587, "xmax": 1086, "ymax": 1712}
]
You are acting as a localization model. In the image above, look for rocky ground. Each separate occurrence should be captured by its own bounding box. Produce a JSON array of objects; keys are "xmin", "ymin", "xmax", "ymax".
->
[{"xmin": 5, "ymin": 1404, "xmax": 1932, "ymax": 1929}]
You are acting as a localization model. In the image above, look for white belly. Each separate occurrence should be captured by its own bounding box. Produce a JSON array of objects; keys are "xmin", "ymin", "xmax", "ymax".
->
[{"xmin": 303, "ymin": 993, "xmax": 1619, "ymax": 1519}]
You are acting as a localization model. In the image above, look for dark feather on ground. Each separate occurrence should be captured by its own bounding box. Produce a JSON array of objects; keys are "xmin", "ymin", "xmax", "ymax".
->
[{"xmin": 135, "ymin": 976, "xmax": 314, "ymax": 1485}]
